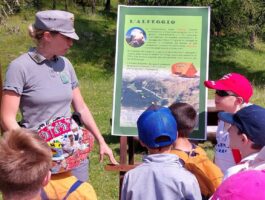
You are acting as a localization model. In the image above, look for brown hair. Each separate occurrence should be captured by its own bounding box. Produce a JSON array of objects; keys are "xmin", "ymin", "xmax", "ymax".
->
[
  {"xmin": 236, "ymin": 129, "xmax": 264, "ymax": 150},
  {"xmin": 0, "ymin": 128, "xmax": 51, "ymax": 197},
  {"xmin": 169, "ymin": 102, "xmax": 197, "ymax": 137},
  {"xmin": 28, "ymin": 24, "xmax": 58, "ymax": 41}
]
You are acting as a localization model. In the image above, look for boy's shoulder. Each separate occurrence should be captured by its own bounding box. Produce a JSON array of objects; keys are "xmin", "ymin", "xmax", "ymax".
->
[
  {"xmin": 122, "ymin": 153, "xmax": 201, "ymax": 200},
  {"xmin": 125, "ymin": 154, "xmax": 192, "ymax": 177},
  {"xmin": 44, "ymin": 173, "xmax": 97, "ymax": 200},
  {"xmin": 171, "ymin": 144, "xmax": 207, "ymax": 160},
  {"xmin": 171, "ymin": 144, "xmax": 223, "ymax": 197}
]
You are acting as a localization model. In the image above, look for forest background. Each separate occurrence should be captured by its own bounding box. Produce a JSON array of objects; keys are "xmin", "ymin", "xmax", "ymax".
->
[{"xmin": 1, "ymin": 0, "xmax": 265, "ymax": 199}]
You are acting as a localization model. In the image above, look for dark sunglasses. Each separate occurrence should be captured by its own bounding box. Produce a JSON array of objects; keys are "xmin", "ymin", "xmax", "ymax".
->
[{"xmin": 215, "ymin": 90, "xmax": 237, "ymax": 97}]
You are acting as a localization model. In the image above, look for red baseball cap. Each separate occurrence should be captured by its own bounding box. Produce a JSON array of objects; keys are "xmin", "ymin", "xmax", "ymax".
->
[
  {"xmin": 204, "ymin": 73, "xmax": 253, "ymax": 103},
  {"xmin": 212, "ymin": 170, "xmax": 265, "ymax": 200}
]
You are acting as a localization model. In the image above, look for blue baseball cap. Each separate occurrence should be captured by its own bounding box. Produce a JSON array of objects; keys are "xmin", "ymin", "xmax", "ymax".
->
[
  {"xmin": 137, "ymin": 105, "xmax": 177, "ymax": 148},
  {"xmin": 218, "ymin": 104, "xmax": 265, "ymax": 146}
]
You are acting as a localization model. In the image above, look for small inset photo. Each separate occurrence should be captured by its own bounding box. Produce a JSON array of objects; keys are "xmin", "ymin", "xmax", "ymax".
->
[{"xmin": 126, "ymin": 27, "xmax": 146, "ymax": 48}]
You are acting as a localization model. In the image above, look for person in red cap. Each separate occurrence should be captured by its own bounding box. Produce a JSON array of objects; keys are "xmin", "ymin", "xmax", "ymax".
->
[{"xmin": 204, "ymin": 73, "xmax": 253, "ymax": 173}]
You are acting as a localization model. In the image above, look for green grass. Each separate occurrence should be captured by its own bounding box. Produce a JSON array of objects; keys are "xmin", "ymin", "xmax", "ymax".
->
[{"xmin": 1, "ymin": 4, "xmax": 265, "ymax": 200}]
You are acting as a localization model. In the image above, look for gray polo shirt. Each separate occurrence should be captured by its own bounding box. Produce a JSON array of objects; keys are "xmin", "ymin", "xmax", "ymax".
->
[{"xmin": 3, "ymin": 48, "xmax": 79, "ymax": 130}]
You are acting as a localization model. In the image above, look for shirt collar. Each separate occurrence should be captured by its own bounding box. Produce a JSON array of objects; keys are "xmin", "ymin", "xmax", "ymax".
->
[
  {"xmin": 240, "ymin": 152, "xmax": 259, "ymax": 163},
  {"xmin": 28, "ymin": 47, "xmax": 58, "ymax": 64}
]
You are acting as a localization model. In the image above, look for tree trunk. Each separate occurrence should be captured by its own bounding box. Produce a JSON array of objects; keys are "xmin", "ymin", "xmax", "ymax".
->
[
  {"xmin": 33, "ymin": 0, "xmax": 42, "ymax": 10},
  {"xmin": 249, "ymin": 31, "xmax": 255, "ymax": 49},
  {"xmin": 52, "ymin": 0, "xmax": 56, "ymax": 9},
  {"xmin": 91, "ymin": 0, "xmax": 96, "ymax": 14},
  {"xmin": 65, "ymin": 0, "xmax": 68, "ymax": 10},
  {"xmin": 80, "ymin": 0, "xmax": 86, "ymax": 12},
  {"xmin": 105, "ymin": 0, "xmax": 110, "ymax": 12},
  {"xmin": 248, "ymin": 13, "xmax": 255, "ymax": 49}
]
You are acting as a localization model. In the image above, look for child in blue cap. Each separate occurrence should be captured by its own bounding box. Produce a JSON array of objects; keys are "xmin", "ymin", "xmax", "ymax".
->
[
  {"xmin": 218, "ymin": 104, "xmax": 265, "ymax": 180},
  {"xmin": 121, "ymin": 105, "xmax": 201, "ymax": 200}
]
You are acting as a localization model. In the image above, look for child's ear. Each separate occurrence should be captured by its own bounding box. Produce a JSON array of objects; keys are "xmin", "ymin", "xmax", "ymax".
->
[
  {"xmin": 42, "ymin": 170, "xmax": 51, "ymax": 187},
  {"xmin": 241, "ymin": 133, "xmax": 250, "ymax": 144},
  {"xmin": 236, "ymin": 96, "xmax": 244, "ymax": 105}
]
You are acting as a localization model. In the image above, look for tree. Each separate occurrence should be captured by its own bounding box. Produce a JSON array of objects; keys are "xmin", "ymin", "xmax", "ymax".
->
[
  {"xmin": 52, "ymin": 0, "xmax": 56, "ymax": 9},
  {"xmin": 105, "ymin": 0, "xmax": 110, "ymax": 12},
  {"xmin": 188, "ymin": 0, "xmax": 265, "ymax": 48}
]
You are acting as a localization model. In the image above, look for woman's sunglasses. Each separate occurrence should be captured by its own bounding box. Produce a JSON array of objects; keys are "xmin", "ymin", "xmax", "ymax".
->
[{"xmin": 215, "ymin": 90, "xmax": 237, "ymax": 97}]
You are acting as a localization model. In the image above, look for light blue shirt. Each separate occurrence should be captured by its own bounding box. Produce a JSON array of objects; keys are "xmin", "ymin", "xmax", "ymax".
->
[{"xmin": 121, "ymin": 153, "xmax": 201, "ymax": 200}]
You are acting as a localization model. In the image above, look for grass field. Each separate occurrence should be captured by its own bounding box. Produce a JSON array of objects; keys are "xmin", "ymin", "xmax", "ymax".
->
[{"xmin": 1, "ymin": 3, "xmax": 265, "ymax": 200}]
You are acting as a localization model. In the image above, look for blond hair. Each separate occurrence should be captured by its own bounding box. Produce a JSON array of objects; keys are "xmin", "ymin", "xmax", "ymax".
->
[{"xmin": 0, "ymin": 128, "xmax": 51, "ymax": 197}]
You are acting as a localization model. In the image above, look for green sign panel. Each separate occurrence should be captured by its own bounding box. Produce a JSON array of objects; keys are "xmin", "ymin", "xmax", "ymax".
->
[{"xmin": 112, "ymin": 6, "xmax": 210, "ymax": 139}]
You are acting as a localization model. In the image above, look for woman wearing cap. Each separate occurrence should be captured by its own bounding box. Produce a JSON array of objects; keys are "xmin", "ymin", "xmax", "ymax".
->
[{"xmin": 1, "ymin": 10, "xmax": 118, "ymax": 181}]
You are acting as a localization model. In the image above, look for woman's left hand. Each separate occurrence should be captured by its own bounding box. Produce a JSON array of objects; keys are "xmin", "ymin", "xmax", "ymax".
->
[
  {"xmin": 72, "ymin": 88, "xmax": 119, "ymax": 165},
  {"xmin": 99, "ymin": 142, "xmax": 119, "ymax": 165}
]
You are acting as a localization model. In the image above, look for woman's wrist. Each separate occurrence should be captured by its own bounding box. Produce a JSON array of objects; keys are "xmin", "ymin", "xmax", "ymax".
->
[{"xmin": 98, "ymin": 138, "xmax": 106, "ymax": 146}]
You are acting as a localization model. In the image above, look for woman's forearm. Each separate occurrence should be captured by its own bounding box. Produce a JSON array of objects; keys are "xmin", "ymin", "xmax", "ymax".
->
[{"xmin": 1, "ymin": 91, "xmax": 21, "ymax": 131}]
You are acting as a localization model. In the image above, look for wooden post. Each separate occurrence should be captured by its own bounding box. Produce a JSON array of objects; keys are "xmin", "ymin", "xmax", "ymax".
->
[
  {"xmin": 119, "ymin": 136, "xmax": 127, "ymax": 199},
  {"xmin": 128, "ymin": 137, "xmax": 134, "ymax": 165},
  {"xmin": 104, "ymin": 136, "xmax": 138, "ymax": 199},
  {"xmin": 120, "ymin": 136, "xmax": 128, "ymax": 164},
  {"xmin": 0, "ymin": 64, "xmax": 2, "ymax": 133}
]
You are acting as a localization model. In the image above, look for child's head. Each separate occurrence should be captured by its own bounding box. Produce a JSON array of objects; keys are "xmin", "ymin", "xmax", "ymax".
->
[
  {"xmin": 218, "ymin": 104, "xmax": 265, "ymax": 152},
  {"xmin": 137, "ymin": 105, "xmax": 177, "ymax": 150},
  {"xmin": 0, "ymin": 128, "xmax": 52, "ymax": 199},
  {"xmin": 169, "ymin": 102, "xmax": 197, "ymax": 138},
  {"xmin": 204, "ymin": 73, "xmax": 253, "ymax": 112}
]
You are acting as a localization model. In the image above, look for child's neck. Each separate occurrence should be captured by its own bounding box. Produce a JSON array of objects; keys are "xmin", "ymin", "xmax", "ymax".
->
[
  {"xmin": 173, "ymin": 137, "xmax": 193, "ymax": 152},
  {"xmin": 240, "ymin": 147, "xmax": 259, "ymax": 159},
  {"xmin": 227, "ymin": 102, "xmax": 246, "ymax": 113},
  {"xmin": 148, "ymin": 145, "xmax": 172, "ymax": 154},
  {"xmin": 3, "ymin": 192, "xmax": 40, "ymax": 200}
]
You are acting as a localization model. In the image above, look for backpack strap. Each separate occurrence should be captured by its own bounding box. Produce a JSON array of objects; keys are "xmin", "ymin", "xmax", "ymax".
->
[
  {"xmin": 40, "ymin": 188, "xmax": 49, "ymax": 200},
  {"xmin": 193, "ymin": 145, "xmax": 207, "ymax": 157},
  {"xmin": 40, "ymin": 180, "xmax": 83, "ymax": 200},
  {"xmin": 62, "ymin": 180, "xmax": 83, "ymax": 200}
]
